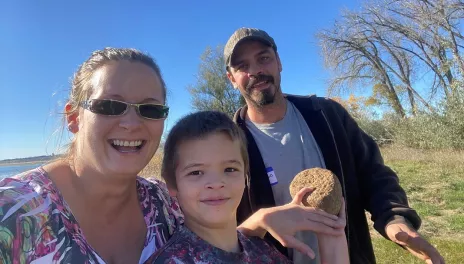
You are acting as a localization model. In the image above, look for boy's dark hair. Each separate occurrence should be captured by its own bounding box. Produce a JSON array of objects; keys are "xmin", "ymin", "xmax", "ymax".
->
[{"xmin": 162, "ymin": 111, "xmax": 249, "ymax": 189}]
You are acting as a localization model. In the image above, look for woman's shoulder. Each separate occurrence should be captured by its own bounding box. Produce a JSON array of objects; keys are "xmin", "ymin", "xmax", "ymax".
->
[
  {"xmin": 136, "ymin": 176, "xmax": 166, "ymax": 190},
  {"xmin": 136, "ymin": 176, "xmax": 174, "ymax": 206},
  {"xmin": 137, "ymin": 176, "xmax": 182, "ymax": 212},
  {"xmin": 0, "ymin": 167, "xmax": 61, "ymax": 261},
  {"xmin": 136, "ymin": 176, "xmax": 184, "ymax": 230},
  {"xmin": 0, "ymin": 167, "xmax": 53, "ymax": 208}
]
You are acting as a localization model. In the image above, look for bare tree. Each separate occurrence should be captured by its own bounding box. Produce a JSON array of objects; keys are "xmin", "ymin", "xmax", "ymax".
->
[
  {"xmin": 318, "ymin": 0, "xmax": 464, "ymax": 116},
  {"xmin": 319, "ymin": 14, "xmax": 408, "ymax": 117},
  {"xmin": 188, "ymin": 46, "xmax": 244, "ymax": 118},
  {"xmin": 371, "ymin": 0, "xmax": 464, "ymax": 98},
  {"xmin": 347, "ymin": 8, "xmax": 434, "ymax": 114}
]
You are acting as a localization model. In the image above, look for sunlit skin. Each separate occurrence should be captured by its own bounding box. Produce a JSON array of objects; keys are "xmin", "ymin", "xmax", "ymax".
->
[
  {"xmin": 227, "ymin": 40, "xmax": 287, "ymax": 124},
  {"xmin": 169, "ymin": 133, "xmax": 246, "ymax": 253},
  {"xmin": 44, "ymin": 61, "xmax": 166, "ymax": 264},
  {"xmin": 73, "ymin": 60, "xmax": 165, "ymax": 177}
]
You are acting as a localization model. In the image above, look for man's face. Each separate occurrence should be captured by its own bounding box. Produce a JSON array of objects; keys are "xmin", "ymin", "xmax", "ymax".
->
[{"xmin": 227, "ymin": 40, "xmax": 282, "ymax": 107}]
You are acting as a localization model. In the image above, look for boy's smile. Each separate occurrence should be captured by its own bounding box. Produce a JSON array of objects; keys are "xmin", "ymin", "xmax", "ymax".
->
[
  {"xmin": 200, "ymin": 196, "xmax": 231, "ymax": 206},
  {"xmin": 170, "ymin": 132, "xmax": 246, "ymax": 229}
]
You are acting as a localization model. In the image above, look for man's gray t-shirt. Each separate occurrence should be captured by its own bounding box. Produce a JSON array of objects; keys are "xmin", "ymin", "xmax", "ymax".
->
[{"xmin": 246, "ymin": 100, "xmax": 326, "ymax": 264}]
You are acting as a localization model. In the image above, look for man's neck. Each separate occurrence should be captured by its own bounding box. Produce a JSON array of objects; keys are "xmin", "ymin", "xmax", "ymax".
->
[
  {"xmin": 185, "ymin": 218, "xmax": 240, "ymax": 253},
  {"xmin": 247, "ymin": 95, "xmax": 287, "ymax": 124}
]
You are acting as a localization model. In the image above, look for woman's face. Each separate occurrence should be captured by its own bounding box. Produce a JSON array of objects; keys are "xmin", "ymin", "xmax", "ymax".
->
[{"xmin": 71, "ymin": 60, "xmax": 165, "ymax": 176}]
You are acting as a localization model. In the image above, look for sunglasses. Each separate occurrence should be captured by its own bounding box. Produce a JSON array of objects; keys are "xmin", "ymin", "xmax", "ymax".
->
[{"xmin": 79, "ymin": 99, "xmax": 169, "ymax": 120}]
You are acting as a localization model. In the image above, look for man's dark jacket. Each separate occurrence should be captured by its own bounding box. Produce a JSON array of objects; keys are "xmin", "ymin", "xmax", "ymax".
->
[{"xmin": 233, "ymin": 94, "xmax": 421, "ymax": 264}]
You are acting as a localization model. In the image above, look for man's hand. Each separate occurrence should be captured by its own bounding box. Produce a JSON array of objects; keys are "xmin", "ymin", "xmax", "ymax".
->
[
  {"xmin": 260, "ymin": 187, "xmax": 345, "ymax": 258},
  {"xmin": 386, "ymin": 221, "xmax": 445, "ymax": 264}
]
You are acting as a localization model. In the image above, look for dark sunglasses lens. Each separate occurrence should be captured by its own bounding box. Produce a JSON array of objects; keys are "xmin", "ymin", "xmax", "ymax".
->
[
  {"xmin": 139, "ymin": 104, "xmax": 169, "ymax": 119},
  {"xmin": 90, "ymin": 100, "xmax": 127, "ymax": 115}
]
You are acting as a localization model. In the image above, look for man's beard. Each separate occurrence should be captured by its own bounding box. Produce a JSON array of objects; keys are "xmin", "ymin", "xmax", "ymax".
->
[{"xmin": 245, "ymin": 74, "xmax": 278, "ymax": 106}]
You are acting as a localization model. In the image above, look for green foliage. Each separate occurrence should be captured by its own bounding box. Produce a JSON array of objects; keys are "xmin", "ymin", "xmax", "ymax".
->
[
  {"xmin": 336, "ymin": 92, "xmax": 464, "ymax": 150},
  {"xmin": 188, "ymin": 46, "xmax": 244, "ymax": 118},
  {"xmin": 389, "ymin": 95, "xmax": 464, "ymax": 150}
]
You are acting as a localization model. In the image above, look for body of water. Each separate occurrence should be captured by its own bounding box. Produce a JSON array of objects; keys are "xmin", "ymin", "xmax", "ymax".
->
[{"xmin": 0, "ymin": 163, "xmax": 44, "ymax": 179}]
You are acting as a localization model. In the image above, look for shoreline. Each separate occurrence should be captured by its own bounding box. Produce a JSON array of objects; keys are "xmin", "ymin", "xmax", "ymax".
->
[{"xmin": 0, "ymin": 161, "xmax": 50, "ymax": 167}]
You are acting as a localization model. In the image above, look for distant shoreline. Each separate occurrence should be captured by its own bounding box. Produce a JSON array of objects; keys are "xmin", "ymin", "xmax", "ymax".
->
[
  {"xmin": 0, "ymin": 155, "xmax": 60, "ymax": 167},
  {"xmin": 0, "ymin": 160, "xmax": 50, "ymax": 167}
]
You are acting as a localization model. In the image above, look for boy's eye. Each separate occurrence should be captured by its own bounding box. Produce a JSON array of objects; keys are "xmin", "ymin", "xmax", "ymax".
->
[
  {"xmin": 188, "ymin": 170, "xmax": 203, "ymax": 176},
  {"xmin": 225, "ymin": 167, "xmax": 239, "ymax": 173}
]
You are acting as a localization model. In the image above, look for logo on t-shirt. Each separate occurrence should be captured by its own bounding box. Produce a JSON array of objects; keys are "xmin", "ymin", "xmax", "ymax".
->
[{"xmin": 266, "ymin": 167, "xmax": 278, "ymax": 186}]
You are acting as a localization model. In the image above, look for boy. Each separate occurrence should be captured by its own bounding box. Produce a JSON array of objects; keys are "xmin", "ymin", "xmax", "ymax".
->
[{"xmin": 150, "ymin": 111, "xmax": 348, "ymax": 263}]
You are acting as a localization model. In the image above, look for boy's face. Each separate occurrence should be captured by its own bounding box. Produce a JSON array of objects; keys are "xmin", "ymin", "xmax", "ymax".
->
[{"xmin": 170, "ymin": 132, "xmax": 245, "ymax": 229}]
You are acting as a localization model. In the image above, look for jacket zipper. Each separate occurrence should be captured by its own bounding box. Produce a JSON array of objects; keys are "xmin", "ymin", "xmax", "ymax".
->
[
  {"xmin": 246, "ymin": 173, "xmax": 254, "ymax": 213},
  {"xmin": 321, "ymin": 109, "xmax": 351, "ymax": 247}
]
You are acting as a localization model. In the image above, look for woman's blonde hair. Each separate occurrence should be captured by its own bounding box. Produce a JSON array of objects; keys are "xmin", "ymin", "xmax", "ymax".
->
[{"xmin": 63, "ymin": 47, "xmax": 167, "ymax": 160}]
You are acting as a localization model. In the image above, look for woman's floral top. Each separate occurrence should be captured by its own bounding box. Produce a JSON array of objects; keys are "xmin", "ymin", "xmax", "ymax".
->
[{"xmin": 0, "ymin": 167, "xmax": 183, "ymax": 264}]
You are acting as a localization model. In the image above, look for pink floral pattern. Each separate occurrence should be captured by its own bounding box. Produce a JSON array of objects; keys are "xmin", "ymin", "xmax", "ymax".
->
[{"xmin": 0, "ymin": 167, "xmax": 183, "ymax": 264}]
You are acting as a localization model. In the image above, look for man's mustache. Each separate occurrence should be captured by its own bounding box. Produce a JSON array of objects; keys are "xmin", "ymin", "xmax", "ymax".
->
[{"xmin": 246, "ymin": 74, "xmax": 274, "ymax": 90}]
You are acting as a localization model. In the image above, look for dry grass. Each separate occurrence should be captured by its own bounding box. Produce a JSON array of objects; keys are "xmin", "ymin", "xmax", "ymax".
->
[
  {"xmin": 380, "ymin": 144, "xmax": 464, "ymax": 237},
  {"xmin": 372, "ymin": 144, "xmax": 464, "ymax": 263},
  {"xmin": 139, "ymin": 149, "xmax": 163, "ymax": 179},
  {"xmin": 381, "ymin": 144, "xmax": 464, "ymax": 166}
]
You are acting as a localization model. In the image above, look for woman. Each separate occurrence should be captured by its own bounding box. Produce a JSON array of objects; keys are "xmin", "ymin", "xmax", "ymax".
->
[{"xmin": 0, "ymin": 48, "xmax": 344, "ymax": 264}]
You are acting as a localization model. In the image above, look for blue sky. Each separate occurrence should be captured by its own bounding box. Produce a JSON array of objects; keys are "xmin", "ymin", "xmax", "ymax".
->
[{"xmin": 0, "ymin": 0, "xmax": 362, "ymax": 160}]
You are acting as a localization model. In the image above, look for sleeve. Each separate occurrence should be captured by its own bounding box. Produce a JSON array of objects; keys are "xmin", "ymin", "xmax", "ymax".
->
[
  {"xmin": 0, "ymin": 178, "xmax": 35, "ymax": 264},
  {"xmin": 330, "ymin": 99, "xmax": 421, "ymax": 239},
  {"xmin": 0, "ymin": 212, "xmax": 15, "ymax": 264}
]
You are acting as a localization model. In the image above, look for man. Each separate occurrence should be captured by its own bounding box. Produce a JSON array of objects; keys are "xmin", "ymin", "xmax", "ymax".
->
[{"xmin": 224, "ymin": 27, "xmax": 445, "ymax": 264}]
